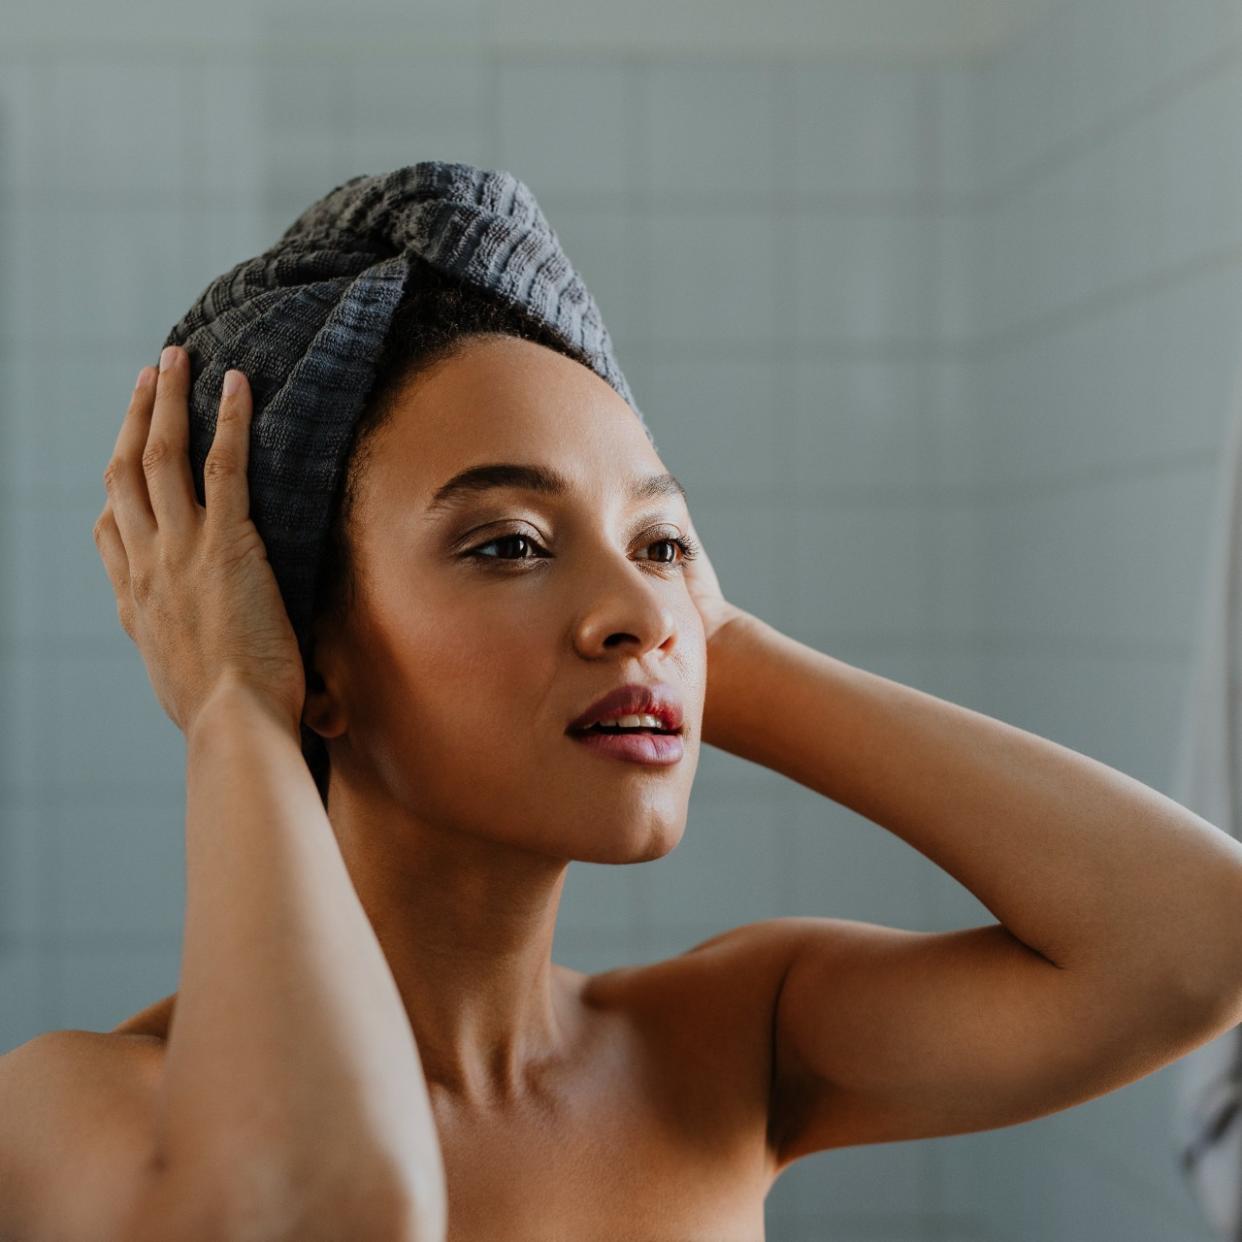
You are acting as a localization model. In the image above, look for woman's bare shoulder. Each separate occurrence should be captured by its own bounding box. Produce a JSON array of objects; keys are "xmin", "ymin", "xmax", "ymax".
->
[
  {"xmin": 0, "ymin": 1027, "xmax": 171, "ymax": 1241},
  {"xmin": 111, "ymin": 991, "xmax": 178, "ymax": 1040}
]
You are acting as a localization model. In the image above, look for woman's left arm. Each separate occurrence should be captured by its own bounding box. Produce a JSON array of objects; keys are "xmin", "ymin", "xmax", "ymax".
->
[{"xmin": 700, "ymin": 607, "xmax": 1242, "ymax": 1009}]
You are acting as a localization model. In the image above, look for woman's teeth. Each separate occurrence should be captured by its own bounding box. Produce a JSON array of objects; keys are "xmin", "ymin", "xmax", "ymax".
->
[{"xmin": 589, "ymin": 713, "xmax": 667, "ymax": 732}]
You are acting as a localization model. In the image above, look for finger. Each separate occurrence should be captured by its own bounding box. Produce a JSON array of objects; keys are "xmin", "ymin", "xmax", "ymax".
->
[
  {"xmin": 91, "ymin": 505, "xmax": 135, "ymax": 639},
  {"xmin": 102, "ymin": 365, "xmax": 160, "ymax": 548},
  {"xmin": 144, "ymin": 344, "xmax": 200, "ymax": 533},
  {"xmin": 202, "ymin": 369, "xmax": 253, "ymax": 531}
]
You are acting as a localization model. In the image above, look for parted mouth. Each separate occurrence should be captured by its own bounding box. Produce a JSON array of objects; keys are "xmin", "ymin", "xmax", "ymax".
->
[{"xmin": 565, "ymin": 682, "xmax": 684, "ymax": 735}]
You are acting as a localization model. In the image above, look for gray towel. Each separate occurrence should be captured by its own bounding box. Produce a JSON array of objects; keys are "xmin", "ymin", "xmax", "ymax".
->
[{"xmin": 160, "ymin": 160, "xmax": 647, "ymax": 769}]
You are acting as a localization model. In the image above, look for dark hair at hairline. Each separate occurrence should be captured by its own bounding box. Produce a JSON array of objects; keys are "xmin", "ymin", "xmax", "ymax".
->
[{"xmin": 301, "ymin": 257, "xmax": 602, "ymax": 808}]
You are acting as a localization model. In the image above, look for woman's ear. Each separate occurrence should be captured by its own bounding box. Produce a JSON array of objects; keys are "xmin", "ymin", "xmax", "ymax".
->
[{"xmin": 301, "ymin": 636, "xmax": 348, "ymax": 740}]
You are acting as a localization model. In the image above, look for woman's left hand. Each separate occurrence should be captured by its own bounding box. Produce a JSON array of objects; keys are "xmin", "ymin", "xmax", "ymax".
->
[{"xmin": 680, "ymin": 515, "xmax": 748, "ymax": 647}]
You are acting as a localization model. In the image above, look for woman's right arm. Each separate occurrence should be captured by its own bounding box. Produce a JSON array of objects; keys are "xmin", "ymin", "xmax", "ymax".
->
[
  {"xmin": 72, "ymin": 351, "xmax": 447, "ymax": 1241},
  {"xmin": 152, "ymin": 679, "xmax": 447, "ymax": 1241},
  {"xmin": 0, "ymin": 685, "xmax": 443, "ymax": 1242}
]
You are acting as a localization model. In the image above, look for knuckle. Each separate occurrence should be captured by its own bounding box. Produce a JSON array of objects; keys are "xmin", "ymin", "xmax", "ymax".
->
[
  {"xmin": 92, "ymin": 515, "xmax": 108, "ymax": 544},
  {"xmin": 102, "ymin": 458, "xmax": 126, "ymax": 490},
  {"xmin": 141, "ymin": 439, "xmax": 172, "ymax": 472},
  {"xmin": 203, "ymin": 449, "xmax": 237, "ymax": 481},
  {"xmin": 129, "ymin": 565, "xmax": 154, "ymax": 601}
]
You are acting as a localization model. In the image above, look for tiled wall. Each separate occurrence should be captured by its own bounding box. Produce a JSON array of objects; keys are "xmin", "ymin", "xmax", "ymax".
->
[
  {"xmin": 1, "ymin": 2, "xmax": 1238, "ymax": 1240},
  {"xmin": 926, "ymin": 2, "xmax": 1242, "ymax": 1241}
]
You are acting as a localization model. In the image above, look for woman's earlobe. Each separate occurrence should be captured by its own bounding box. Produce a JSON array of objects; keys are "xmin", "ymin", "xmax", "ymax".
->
[{"xmin": 302, "ymin": 664, "xmax": 348, "ymax": 739}]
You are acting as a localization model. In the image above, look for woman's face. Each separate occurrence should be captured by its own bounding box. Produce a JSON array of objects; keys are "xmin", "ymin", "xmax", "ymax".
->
[{"xmin": 312, "ymin": 333, "xmax": 706, "ymax": 864}]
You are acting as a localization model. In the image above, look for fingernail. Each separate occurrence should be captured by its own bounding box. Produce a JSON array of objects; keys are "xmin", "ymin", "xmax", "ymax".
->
[
  {"xmin": 159, "ymin": 345, "xmax": 179, "ymax": 373},
  {"xmin": 223, "ymin": 369, "xmax": 242, "ymax": 397},
  {"xmin": 135, "ymin": 366, "xmax": 154, "ymax": 389}
]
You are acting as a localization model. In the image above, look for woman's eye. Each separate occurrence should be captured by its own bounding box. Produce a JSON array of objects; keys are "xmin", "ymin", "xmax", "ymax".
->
[
  {"xmin": 468, "ymin": 533, "xmax": 542, "ymax": 563},
  {"xmin": 463, "ymin": 532, "xmax": 699, "ymax": 569}
]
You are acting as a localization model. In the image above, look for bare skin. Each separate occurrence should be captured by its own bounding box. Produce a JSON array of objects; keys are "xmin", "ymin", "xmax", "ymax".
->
[{"xmin": 108, "ymin": 928, "xmax": 785, "ymax": 1240}]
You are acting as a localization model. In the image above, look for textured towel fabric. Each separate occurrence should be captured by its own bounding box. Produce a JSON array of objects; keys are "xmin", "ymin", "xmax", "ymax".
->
[{"xmin": 160, "ymin": 160, "xmax": 648, "ymax": 760}]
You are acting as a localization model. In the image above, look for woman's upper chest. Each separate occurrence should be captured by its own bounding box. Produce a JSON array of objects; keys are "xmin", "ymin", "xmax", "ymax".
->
[{"xmin": 430, "ymin": 958, "xmax": 778, "ymax": 1241}]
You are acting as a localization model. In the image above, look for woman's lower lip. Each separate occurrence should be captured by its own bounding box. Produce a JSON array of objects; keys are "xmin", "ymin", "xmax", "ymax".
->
[{"xmin": 567, "ymin": 730, "xmax": 685, "ymax": 765}]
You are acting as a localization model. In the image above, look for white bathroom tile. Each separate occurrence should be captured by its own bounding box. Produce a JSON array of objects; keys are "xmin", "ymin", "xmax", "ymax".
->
[
  {"xmin": 989, "ymin": 16, "xmax": 1047, "ymax": 188},
  {"xmin": 767, "ymin": 1140, "xmax": 928, "ymax": 1220},
  {"xmin": 629, "ymin": 921, "xmax": 724, "ymax": 968},
  {"xmin": 1146, "ymin": 266, "xmax": 1242, "ymax": 463},
  {"xmin": 930, "ymin": 63, "xmax": 986, "ymax": 205},
  {"xmin": 925, "ymin": 500, "xmax": 986, "ymax": 637},
  {"xmin": 785, "ymin": 764, "xmax": 936, "ymax": 930},
  {"xmin": 1039, "ymin": 2, "xmax": 1079, "ymax": 160},
  {"xmin": 7, "ymin": 0, "xmax": 254, "ymax": 49},
  {"xmin": 1090, "ymin": 117, "xmax": 1162, "ymax": 295},
  {"xmin": 1151, "ymin": 65, "xmax": 1242, "ymax": 275},
  {"xmin": 789, "ymin": 499, "xmax": 927, "ymax": 639},
  {"xmin": 47, "ymin": 56, "xmax": 193, "ymax": 197},
  {"xmin": 791, "ymin": 210, "xmax": 932, "ymax": 345},
  {"xmin": 49, "ymin": 204, "xmax": 198, "ymax": 345},
  {"xmin": 6, "ymin": 205, "xmax": 62, "ymax": 346},
  {"xmin": 497, "ymin": 59, "xmax": 633, "ymax": 198},
  {"xmin": 791, "ymin": 63, "xmax": 930, "ymax": 199},
  {"xmin": 0, "ymin": 796, "xmax": 52, "ymax": 949},
  {"xmin": 789, "ymin": 358, "xmax": 923, "ymax": 498},
  {"xmin": 51, "ymin": 651, "xmax": 186, "ymax": 794},
  {"xmin": 263, "ymin": 131, "xmax": 361, "ymax": 214},
  {"xmin": 924, "ymin": 357, "xmax": 984, "ymax": 495},
  {"xmin": 0, "ymin": 59, "xmax": 51, "ymax": 201},
  {"xmin": 972, "ymin": 51, "xmax": 1006, "ymax": 201},
  {"xmin": 259, "ymin": 50, "xmax": 353, "ymax": 135},
  {"xmin": 10, "ymin": 503, "xmax": 59, "ymax": 643},
  {"xmin": 1042, "ymin": 1130, "xmax": 1216, "ymax": 1242},
  {"xmin": 350, "ymin": 51, "xmax": 485, "ymax": 153},
  {"xmin": 0, "ymin": 950, "xmax": 54, "ymax": 1052},
  {"xmin": 49, "ymin": 350, "xmax": 143, "ymax": 509},
  {"xmin": 55, "ymin": 940, "xmax": 182, "ymax": 1035},
  {"xmin": 185, "ymin": 54, "xmax": 267, "ymax": 205},
  {"xmin": 1078, "ymin": 0, "xmax": 1158, "ymax": 131},
  {"xmin": 550, "ymin": 928, "xmax": 639, "ymax": 978},
  {"xmin": 985, "ymin": 476, "xmax": 1207, "ymax": 649},
  {"xmin": 646, "ymin": 208, "xmax": 780, "ymax": 346},
  {"xmin": 0, "ymin": 653, "xmax": 59, "ymax": 796},
  {"xmin": 693, "ymin": 739, "xmax": 801, "ymax": 804},
  {"xmin": 1046, "ymin": 157, "xmax": 1098, "ymax": 314},
  {"xmin": 643, "ymin": 793, "xmax": 786, "ymax": 929},
  {"xmin": 53, "ymin": 797, "xmax": 186, "ymax": 942},
  {"xmin": 557, "ymin": 858, "xmax": 644, "ymax": 938},
  {"xmin": 1151, "ymin": 0, "xmax": 1236, "ymax": 89},
  {"xmin": 933, "ymin": 210, "xmax": 980, "ymax": 344},
  {"xmin": 261, "ymin": 0, "xmax": 488, "ymax": 48},
  {"xmin": 645, "ymin": 61, "xmax": 778, "ymax": 201}
]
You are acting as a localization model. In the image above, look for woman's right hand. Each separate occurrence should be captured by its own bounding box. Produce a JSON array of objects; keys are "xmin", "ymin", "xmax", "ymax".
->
[{"xmin": 93, "ymin": 345, "xmax": 308, "ymax": 739}]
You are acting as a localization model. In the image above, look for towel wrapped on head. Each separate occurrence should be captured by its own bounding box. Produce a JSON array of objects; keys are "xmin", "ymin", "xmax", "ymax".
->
[{"xmin": 160, "ymin": 160, "xmax": 649, "ymax": 796}]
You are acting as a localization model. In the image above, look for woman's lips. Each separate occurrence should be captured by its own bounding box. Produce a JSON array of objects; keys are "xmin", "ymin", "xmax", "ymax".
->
[{"xmin": 567, "ymin": 729, "xmax": 684, "ymax": 766}]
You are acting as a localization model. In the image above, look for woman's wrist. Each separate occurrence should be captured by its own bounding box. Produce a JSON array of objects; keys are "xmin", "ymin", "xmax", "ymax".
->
[{"xmin": 187, "ymin": 676, "xmax": 304, "ymax": 749}]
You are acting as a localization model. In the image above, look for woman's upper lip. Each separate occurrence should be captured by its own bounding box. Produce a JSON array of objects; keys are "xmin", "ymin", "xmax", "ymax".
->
[{"xmin": 566, "ymin": 682, "xmax": 685, "ymax": 733}]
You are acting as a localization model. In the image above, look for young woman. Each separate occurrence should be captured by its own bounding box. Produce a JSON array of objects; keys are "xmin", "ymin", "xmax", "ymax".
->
[{"xmin": 6, "ymin": 211, "xmax": 1242, "ymax": 1242}]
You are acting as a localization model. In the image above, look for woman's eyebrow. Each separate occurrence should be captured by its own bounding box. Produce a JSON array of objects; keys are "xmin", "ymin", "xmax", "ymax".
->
[{"xmin": 423, "ymin": 462, "xmax": 688, "ymax": 519}]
